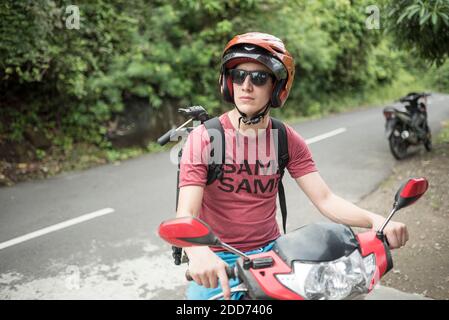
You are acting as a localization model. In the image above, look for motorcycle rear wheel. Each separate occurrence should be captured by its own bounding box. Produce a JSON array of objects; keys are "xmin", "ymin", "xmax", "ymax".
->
[{"xmin": 389, "ymin": 134, "xmax": 408, "ymax": 160}]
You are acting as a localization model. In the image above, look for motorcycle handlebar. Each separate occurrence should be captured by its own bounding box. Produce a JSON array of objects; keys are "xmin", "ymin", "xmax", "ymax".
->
[
  {"xmin": 400, "ymin": 92, "xmax": 430, "ymax": 103},
  {"xmin": 376, "ymin": 231, "xmax": 391, "ymax": 249},
  {"xmin": 157, "ymin": 128, "xmax": 175, "ymax": 146},
  {"xmin": 185, "ymin": 266, "xmax": 236, "ymax": 281}
]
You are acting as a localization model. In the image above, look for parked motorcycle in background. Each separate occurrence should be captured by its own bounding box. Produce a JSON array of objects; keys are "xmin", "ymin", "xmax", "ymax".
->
[{"xmin": 383, "ymin": 92, "xmax": 432, "ymax": 160}]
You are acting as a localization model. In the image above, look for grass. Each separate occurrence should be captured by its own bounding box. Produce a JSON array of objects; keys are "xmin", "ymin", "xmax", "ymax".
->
[{"xmin": 436, "ymin": 120, "xmax": 449, "ymax": 144}]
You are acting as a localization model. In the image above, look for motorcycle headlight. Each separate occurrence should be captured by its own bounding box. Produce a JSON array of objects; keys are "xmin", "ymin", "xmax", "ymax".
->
[{"xmin": 275, "ymin": 251, "xmax": 376, "ymax": 300}]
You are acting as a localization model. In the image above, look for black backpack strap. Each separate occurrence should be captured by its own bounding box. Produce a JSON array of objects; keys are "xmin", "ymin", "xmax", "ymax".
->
[
  {"xmin": 271, "ymin": 117, "xmax": 289, "ymax": 234},
  {"xmin": 173, "ymin": 117, "xmax": 224, "ymax": 266},
  {"xmin": 203, "ymin": 117, "xmax": 225, "ymax": 185}
]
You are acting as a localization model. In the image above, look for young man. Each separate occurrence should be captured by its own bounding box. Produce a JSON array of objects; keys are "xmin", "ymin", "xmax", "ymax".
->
[{"xmin": 176, "ymin": 32, "xmax": 408, "ymax": 300}]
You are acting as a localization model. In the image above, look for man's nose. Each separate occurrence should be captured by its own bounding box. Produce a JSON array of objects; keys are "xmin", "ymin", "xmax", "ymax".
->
[{"xmin": 241, "ymin": 74, "xmax": 253, "ymax": 91}]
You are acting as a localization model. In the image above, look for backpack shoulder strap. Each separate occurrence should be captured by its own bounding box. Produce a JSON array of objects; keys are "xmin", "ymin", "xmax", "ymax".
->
[
  {"xmin": 203, "ymin": 117, "xmax": 225, "ymax": 185},
  {"xmin": 173, "ymin": 116, "xmax": 224, "ymax": 266},
  {"xmin": 270, "ymin": 117, "xmax": 289, "ymax": 171},
  {"xmin": 270, "ymin": 117, "xmax": 289, "ymax": 234}
]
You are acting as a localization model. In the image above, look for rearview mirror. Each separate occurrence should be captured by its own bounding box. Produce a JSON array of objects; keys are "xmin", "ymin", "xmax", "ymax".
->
[
  {"xmin": 158, "ymin": 217, "xmax": 220, "ymax": 248},
  {"xmin": 394, "ymin": 177, "xmax": 429, "ymax": 211},
  {"xmin": 377, "ymin": 177, "xmax": 429, "ymax": 237}
]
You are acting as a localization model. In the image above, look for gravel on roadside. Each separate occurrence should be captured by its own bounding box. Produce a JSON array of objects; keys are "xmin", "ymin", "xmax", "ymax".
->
[{"xmin": 356, "ymin": 132, "xmax": 449, "ymax": 300}]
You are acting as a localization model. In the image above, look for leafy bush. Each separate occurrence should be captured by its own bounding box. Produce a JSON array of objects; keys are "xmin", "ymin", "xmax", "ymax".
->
[
  {"xmin": 0, "ymin": 0, "xmax": 437, "ymax": 160},
  {"xmin": 386, "ymin": 0, "xmax": 449, "ymax": 66}
]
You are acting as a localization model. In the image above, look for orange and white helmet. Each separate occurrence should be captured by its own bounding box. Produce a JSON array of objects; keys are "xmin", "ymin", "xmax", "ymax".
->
[{"xmin": 219, "ymin": 32, "xmax": 295, "ymax": 108}]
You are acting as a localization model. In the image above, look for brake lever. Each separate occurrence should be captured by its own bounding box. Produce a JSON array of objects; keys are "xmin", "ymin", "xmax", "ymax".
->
[{"xmin": 178, "ymin": 106, "xmax": 210, "ymax": 123}]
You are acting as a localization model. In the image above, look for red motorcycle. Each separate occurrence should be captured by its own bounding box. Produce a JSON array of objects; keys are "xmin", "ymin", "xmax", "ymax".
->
[{"xmin": 158, "ymin": 178, "xmax": 428, "ymax": 300}]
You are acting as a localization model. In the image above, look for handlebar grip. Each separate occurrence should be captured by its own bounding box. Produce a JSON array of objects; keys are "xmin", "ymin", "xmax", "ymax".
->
[
  {"xmin": 185, "ymin": 266, "xmax": 236, "ymax": 281},
  {"xmin": 157, "ymin": 129, "xmax": 175, "ymax": 146},
  {"xmin": 376, "ymin": 231, "xmax": 391, "ymax": 248}
]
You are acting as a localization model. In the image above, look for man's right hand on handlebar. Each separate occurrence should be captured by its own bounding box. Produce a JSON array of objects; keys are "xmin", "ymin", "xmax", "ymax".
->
[{"xmin": 184, "ymin": 246, "xmax": 231, "ymax": 300}]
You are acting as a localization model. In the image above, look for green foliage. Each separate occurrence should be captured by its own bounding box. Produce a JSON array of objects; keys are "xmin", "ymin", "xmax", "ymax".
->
[
  {"xmin": 436, "ymin": 120, "xmax": 449, "ymax": 144},
  {"xmin": 386, "ymin": 0, "xmax": 449, "ymax": 66},
  {"xmin": 428, "ymin": 60, "xmax": 449, "ymax": 92},
  {"xmin": 35, "ymin": 149, "xmax": 46, "ymax": 160},
  {"xmin": 0, "ymin": 0, "xmax": 440, "ymax": 163},
  {"xmin": 0, "ymin": 0, "xmax": 266, "ymax": 148},
  {"xmin": 254, "ymin": 0, "xmax": 407, "ymax": 116}
]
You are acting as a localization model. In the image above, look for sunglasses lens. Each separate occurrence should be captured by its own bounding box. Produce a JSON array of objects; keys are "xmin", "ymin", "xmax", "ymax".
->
[
  {"xmin": 251, "ymin": 72, "xmax": 269, "ymax": 86},
  {"xmin": 230, "ymin": 69, "xmax": 246, "ymax": 85},
  {"xmin": 229, "ymin": 69, "xmax": 272, "ymax": 86}
]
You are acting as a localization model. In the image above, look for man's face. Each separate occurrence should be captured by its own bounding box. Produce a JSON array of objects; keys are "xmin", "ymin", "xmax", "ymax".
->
[{"xmin": 232, "ymin": 62, "xmax": 274, "ymax": 116}]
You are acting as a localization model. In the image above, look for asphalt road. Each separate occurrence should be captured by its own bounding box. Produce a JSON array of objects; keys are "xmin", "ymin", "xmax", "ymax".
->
[{"xmin": 0, "ymin": 93, "xmax": 448, "ymax": 299}]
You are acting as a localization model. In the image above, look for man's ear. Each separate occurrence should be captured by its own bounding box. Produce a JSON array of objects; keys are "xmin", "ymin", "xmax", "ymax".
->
[{"xmin": 271, "ymin": 78, "xmax": 287, "ymax": 108}]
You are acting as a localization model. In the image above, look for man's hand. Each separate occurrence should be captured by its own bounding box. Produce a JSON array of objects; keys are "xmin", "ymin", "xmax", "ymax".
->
[
  {"xmin": 371, "ymin": 215, "xmax": 409, "ymax": 249},
  {"xmin": 185, "ymin": 246, "xmax": 231, "ymax": 300}
]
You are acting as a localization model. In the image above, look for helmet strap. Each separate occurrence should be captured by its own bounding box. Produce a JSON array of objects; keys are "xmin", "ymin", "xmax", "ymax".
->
[{"xmin": 235, "ymin": 102, "xmax": 271, "ymax": 130}]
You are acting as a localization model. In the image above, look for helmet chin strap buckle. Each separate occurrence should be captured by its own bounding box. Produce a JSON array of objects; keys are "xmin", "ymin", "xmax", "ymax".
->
[
  {"xmin": 236, "ymin": 103, "xmax": 271, "ymax": 128},
  {"xmin": 241, "ymin": 115, "xmax": 263, "ymax": 125}
]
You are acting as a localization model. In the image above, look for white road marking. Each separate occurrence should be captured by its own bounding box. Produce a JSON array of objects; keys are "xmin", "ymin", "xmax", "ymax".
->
[
  {"xmin": 0, "ymin": 208, "xmax": 115, "ymax": 250},
  {"xmin": 305, "ymin": 127, "xmax": 347, "ymax": 145}
]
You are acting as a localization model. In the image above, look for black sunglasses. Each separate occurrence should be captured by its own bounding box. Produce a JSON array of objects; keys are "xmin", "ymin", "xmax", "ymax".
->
[{"xmin": 228, "ymin": 69, "xmax": 274, "ymax": 86}]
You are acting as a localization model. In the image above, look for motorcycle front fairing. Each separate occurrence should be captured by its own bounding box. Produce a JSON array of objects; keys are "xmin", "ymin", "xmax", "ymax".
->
[
  {"xmin": 356, "ymin": 231, "xmax": 393, "ymax": 290},
  {"xmin": 235, "ymin": 223, "xmax": 389, "ymax": 300},
  {"xmin": 235, "ymin": 250, "xmax": 304, "ymax": 300}
]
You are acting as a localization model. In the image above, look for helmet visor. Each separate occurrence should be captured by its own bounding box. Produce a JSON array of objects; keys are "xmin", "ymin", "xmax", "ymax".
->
[{"xmin": 222, "ymin": 45, "xmax": 287, "ymax": 80}]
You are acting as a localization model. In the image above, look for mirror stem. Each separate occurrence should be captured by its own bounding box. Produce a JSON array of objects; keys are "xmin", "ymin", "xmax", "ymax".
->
[
  {"xmin": 176, "ymin": 118, "xmax": 193, "ymax": 131},
  {"xmin": 377, "ymin": 207, "xmax": 398, "ymax": 235},
  {"xmin": 220, "ymin": 241, "xmax": 251, "ymax": 260}
]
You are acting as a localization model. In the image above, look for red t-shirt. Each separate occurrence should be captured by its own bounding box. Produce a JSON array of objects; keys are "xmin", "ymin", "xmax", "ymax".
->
[{"xmin": 179, "ymin": 112, "xmax": 317, "ymax": 252}]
